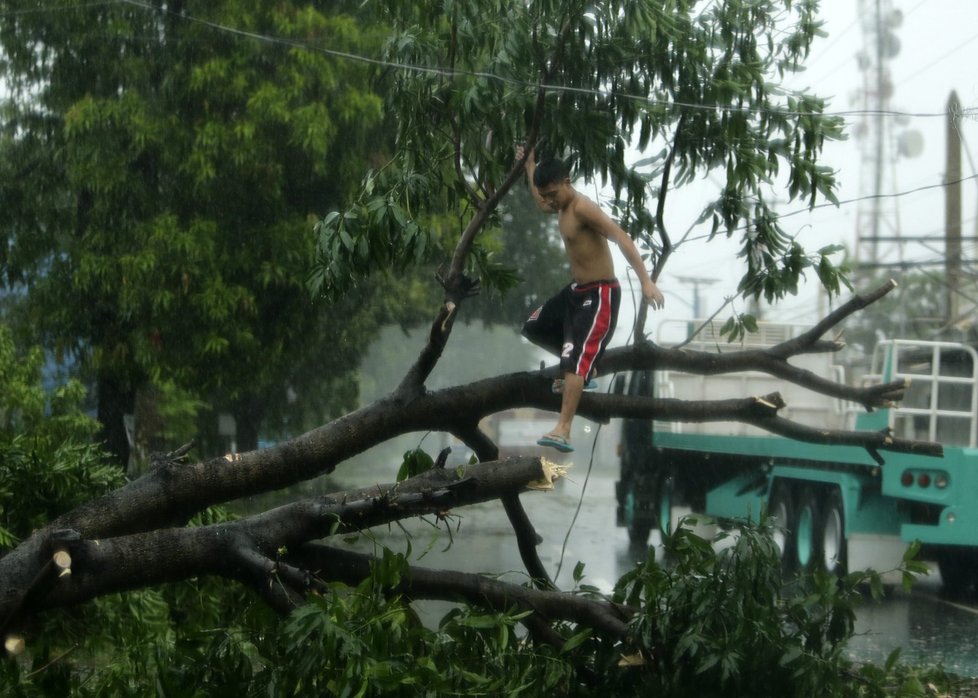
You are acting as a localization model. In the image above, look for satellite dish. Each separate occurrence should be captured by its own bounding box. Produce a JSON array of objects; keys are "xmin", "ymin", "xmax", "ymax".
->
[
  {"xmin": 897, "ymin": 130, "xmax": 924, "ymax": 158},
  {"xmin": 880, "ymin": 32, "xmax": 901, "ymax": 59}
]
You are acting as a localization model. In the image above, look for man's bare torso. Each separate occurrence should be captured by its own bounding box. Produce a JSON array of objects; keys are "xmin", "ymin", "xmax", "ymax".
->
[{"xmin": 558, "ymin": 194, "xmax": 617, "ymax": 285}]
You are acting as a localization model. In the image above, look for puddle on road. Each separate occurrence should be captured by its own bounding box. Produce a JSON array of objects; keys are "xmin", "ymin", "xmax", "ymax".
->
[{"xmin": 849, "ymin": 588, "xmax": 978, "ymax": 678}]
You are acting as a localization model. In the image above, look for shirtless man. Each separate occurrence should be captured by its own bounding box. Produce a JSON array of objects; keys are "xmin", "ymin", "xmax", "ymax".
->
[{"xmin": 517, "ymin": 147, "xmax": 664, "ymax": 453}]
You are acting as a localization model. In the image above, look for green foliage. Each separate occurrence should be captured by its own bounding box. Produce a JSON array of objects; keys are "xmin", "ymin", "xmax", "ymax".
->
[
  {"xmin": 130, "ymin": 550, "xmax": 575, "ymax": 697},
  {"xmin": 396, "ymin": 447, "xmax": 434, "ymax": 482},
  {"xmin": 2, "ymin": 510, "xmax": 967, "ymax": 696},
  {"xmin": 0, "ymin": 326, "xmax": 118, "ymax": 546},
  {"xmin": 315, "ymin": 0, "xmax": 849, "ymax": 307},
  {"xmin": 0, "ymin": 326, "xmax": 97, "ymax": 445},
  {"xmin": 311, "ymin": 166, "xmax": 443, "ymax": 298},
  {"xmin": 737, "ymin": 239, "xmax": 853, "ymax": 304},
  {"xmin": 719, "ymin": 312, "xmax": 760, "ymax": 343},
  {"xmin": 0, "ymin": 438, "xmax": 120, "ymax": 548},
  {"xmin": 0, "ymin": 0, "xmax": 402, "ymax": 458},
  {"xmin": 607, "ymin": 520, "xmax": 957, "ymax": 697},
  {"xmin": 0, "ymin": 328, "xmax": 252, "ymax": 694}
]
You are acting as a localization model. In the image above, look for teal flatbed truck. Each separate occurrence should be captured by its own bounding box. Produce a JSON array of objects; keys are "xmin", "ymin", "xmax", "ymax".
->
[{"xmin": 615, "ymin": 321, "xmax": 978, "ymax": 594}]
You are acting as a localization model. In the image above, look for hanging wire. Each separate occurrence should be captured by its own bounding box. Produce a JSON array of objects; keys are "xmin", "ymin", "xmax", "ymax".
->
[{"xmin": 5, "ymin": 0, "xmax": 965, "ymax": 123}]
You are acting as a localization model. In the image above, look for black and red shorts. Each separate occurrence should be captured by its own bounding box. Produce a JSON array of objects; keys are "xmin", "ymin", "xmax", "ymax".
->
[{"xmin": 521, "ymin": 279, "xmax": 620, "ymax": 381}]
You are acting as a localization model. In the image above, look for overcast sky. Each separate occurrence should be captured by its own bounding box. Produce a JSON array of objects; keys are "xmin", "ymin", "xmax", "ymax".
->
[{"xmin": 632, "ymin": 0, "xmax": 978, "ymax": 336}]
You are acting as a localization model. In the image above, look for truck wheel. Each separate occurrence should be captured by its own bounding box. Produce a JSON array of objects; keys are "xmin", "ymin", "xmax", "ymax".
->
[
  {"xmin": 936, "ymin": 549, "xmax": 978, "ymax": 600},
  {"xmin": 628, "ymin": 520, "xmax": 652, "ymax": 547},
  {"xmin": 657, "ymin": 474, "xmax": 675, "ymax": 536},
  {"xmin": 769, "ymin": 482, "xmax": 795, "ymax": 573},
  {"xmin": 794, "ymin": 487, "xmax": 821, "ymax": 573},
  {"xmin": 820, "ymin": 488, "xmax": 847, "ymax": 576},
  {"xmin": 622, "ymin": 484, "xmax": 651, "ymax": 547}
]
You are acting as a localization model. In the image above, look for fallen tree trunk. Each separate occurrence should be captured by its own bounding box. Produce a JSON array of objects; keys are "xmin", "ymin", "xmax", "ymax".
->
[
  {"xmin": 1, "ymin": 457, "xmax": 567, "ymax": 635},
  {"xmin": 0, "ymin": 281, "xmax": 942, "ymax": 655}
]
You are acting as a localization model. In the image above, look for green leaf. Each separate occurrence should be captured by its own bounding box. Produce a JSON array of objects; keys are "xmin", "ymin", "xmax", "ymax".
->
[
  {"xmin": 560, "ymin": 629, "xmax": 591, "ymax": 653},
  {"xmin": 396, "ymin": 448, "xmax": 434, "ymax": 482}
]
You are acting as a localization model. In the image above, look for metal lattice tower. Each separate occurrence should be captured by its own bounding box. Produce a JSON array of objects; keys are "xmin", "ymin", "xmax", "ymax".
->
[{"xmin": 853, "ymin": 0, "xmax": 904, "ymax": 270}]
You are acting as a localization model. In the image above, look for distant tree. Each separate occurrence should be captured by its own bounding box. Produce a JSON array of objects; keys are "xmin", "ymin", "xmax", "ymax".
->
[
  {"xmin": 312, "ymin": 0, "xmax": 849, "ymax": 314},
  {"xmin": 0, "ymin": 0, "xmax": 398, "ymax": 462}
]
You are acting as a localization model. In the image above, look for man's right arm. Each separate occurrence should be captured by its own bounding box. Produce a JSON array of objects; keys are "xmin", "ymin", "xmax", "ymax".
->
[{"xmin": 516, "ymin": 146, "xmax": 551, "ymax": 212}]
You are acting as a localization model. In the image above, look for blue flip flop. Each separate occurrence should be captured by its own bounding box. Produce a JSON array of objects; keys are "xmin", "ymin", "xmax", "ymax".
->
[
  {"xmin": 537, "ymin": 434, "xmax": 574, "ymax": 453},
  {"xmin": 551, "ymin": 379, "xmax": 599, "ymax": 394}
]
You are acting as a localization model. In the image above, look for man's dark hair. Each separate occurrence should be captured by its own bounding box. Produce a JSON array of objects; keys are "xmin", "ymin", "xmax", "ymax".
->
[{"xmin": 533, "ymin": 158, "xmax": 570, "ymax": 188}]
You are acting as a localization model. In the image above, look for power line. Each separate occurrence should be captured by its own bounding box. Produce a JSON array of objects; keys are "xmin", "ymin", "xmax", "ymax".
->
[
  {"xmin": 661, "ymin": 172, "xmax": 978, "ymax": 251},
  {"xmin": 779, "ymin": 173, "xmax": 978, "ymax": 221},
  {"xmin": 0, "ymin": 1, "xmax": 118, "ymax": 16},
  {"xmin": 899, "ymin": 31, "xmax": 978, "ymax": 87},
  {"xmin": 95, "ymin": 0, "xmax": 973, "ymax": 123},
  {"xmin": 4, "ymin": 0, "xmax": 972, "ymax": 122}
]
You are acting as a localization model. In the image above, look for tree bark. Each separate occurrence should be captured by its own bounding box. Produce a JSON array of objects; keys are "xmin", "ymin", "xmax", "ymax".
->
[{"xmin": 1, "ymin": 457, "xmax": 566, "ymax": 623}]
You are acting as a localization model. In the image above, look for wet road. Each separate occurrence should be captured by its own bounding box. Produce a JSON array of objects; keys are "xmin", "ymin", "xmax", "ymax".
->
[
  {"xmin": 342, "ymin": 453, "xmax": 978, "ymax": 678},
  {"xmin": 849, "ymin": 585, "xmax": 978, "ymax": 677},
  {"xmin": 347, "ymin": 457, "xmax": 644, "ymax": 590}
]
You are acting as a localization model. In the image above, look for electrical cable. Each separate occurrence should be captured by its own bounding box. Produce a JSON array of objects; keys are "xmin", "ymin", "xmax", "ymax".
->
[
  {"xmin": 5, "ymin": 0, "xmax": 975, "ymax": 123},
  {"xmin": 899, "ymin": 31, "xmax": 978, "ymax": 87},
  {"xmin": 553, "ymin": 249, "xmax": 644, "ymax": 584},
  {"xmin": 0, "ymin": 1, "xmax": 118, "ymax": 16},
  {"xmin": 553, "ymin": 417, "xmax": 604, "ymax": 585},
  {"xmin": 660, "ymin": 172, "xmax": 978, "ymax": 254},
  {"xmin": 36, "ymin": 0, "xmax": 965, "ymax": 123}
]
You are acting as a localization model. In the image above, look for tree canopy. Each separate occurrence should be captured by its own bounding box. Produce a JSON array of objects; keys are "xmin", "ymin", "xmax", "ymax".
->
[
  {"xmin": 0, "ymin": 0, "xmax": 409, "ymax": 462},
  {"xmin": 0, "ymin": 0, "xmax": 957, "ymax": 694},
  {"xmin": 313, "ymin": 0, "xmax": 848, "ymax": 312}
]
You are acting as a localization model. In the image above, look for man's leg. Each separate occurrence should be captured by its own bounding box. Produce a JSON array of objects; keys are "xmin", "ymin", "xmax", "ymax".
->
[
  {"xmin": 521, "ymin": 287, "xmax": 568, "ymax": 357},
  {"xmin": 552, "ymin": 372, "xmax": 584, "ymax": 438},
  {"xmin": 537, "ymin": 371, "xmax": 583, "ymax": 453}
]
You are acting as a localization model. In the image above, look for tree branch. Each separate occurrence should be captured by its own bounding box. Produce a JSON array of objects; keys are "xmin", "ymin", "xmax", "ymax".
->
[
  {"xmin": 400, "ymin": 84, "xmax": 548, "ymax": 394},
  {"xmin": 635, "ymin": 111, "xmax": 685, "ymax": 340},
  {"xmin": 453, "ymin": 426, "xmax": 553, "ymax": 589},
  {"xmin": 605, "ymin": 281, "xmax": 907, "ymax": 411},
  {"xmin": 766, "ymin": 279, "xmax": 897, "ymax": 361},
  {"xmin": 395, "ymin": 299, "xmax": 460, "ymax": 397},
  {"xmin": 22, "ymin": 284, "xmax": 923, "ymax": 546},
  {"xmin": 1, "ymin": 457, "xmax": 567, "ymax": 624},
  {"xmin": 288, "ymin": 545, "xmax": 631, "ymax": 641},
  {"xmin": 445, "ymin": 86, "xmax": 546, "ymax": 283}
]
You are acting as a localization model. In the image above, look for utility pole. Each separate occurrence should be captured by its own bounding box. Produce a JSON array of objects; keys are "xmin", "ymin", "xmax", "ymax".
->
[
  {"xmin": 675, "ymin": 276, "xmax": 718, "ymax": 320},
  {"xmin": 945, "ymin": 91, "xmax": 962, "ymax": 325},
  {"xmin": 675, "ymin": 276, "xmax": 718, "ymax": 339}
]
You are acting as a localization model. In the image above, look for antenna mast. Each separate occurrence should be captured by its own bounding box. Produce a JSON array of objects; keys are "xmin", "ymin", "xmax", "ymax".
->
[{"xmin": 853, "ymin": 0, "xmax": 906, "ymax": 270}]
